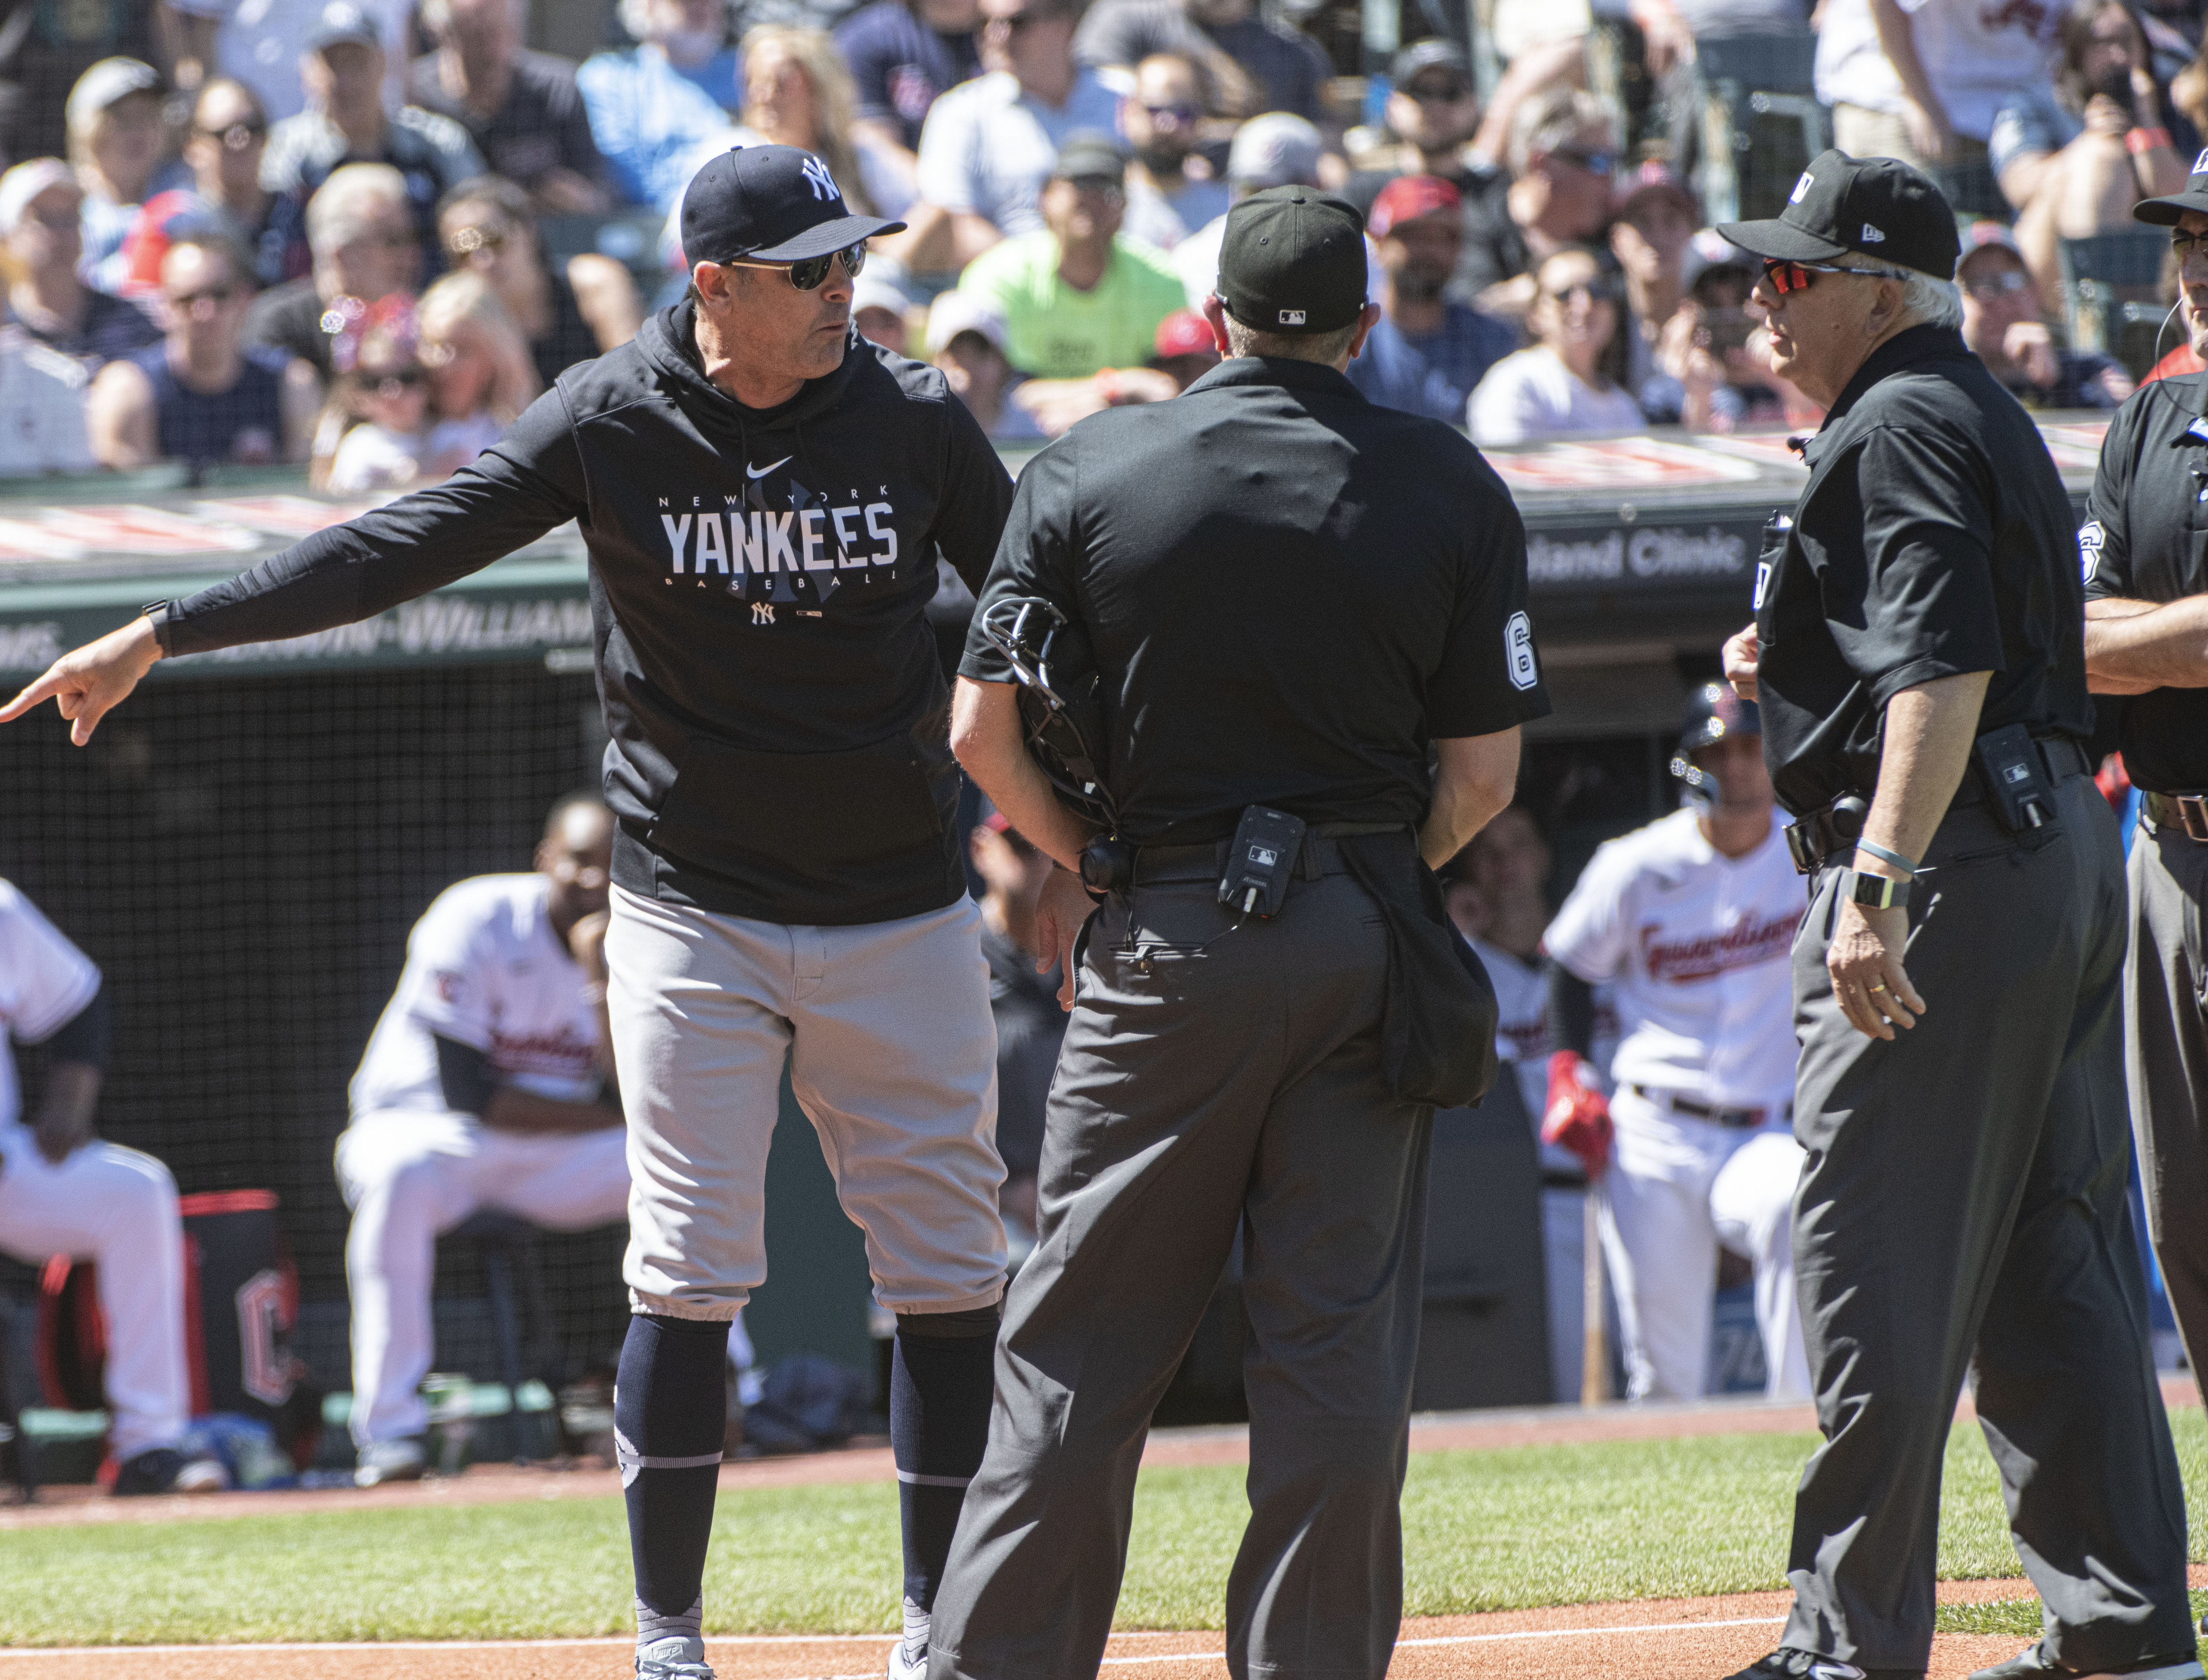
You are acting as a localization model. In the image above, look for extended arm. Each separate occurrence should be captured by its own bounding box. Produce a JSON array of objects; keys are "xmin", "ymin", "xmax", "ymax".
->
[
  {"xmin": 1827, "ymin": 669, "xmax": 1991, "ymax": 1039},
  {"xmin": 1420, "ymin": 729, "xmax": 1522, "ymax": 868},
  {"xmin": 2083, "ymin": 593, "xmax": 2208, "ymax": 692},
  {"xmin": 1, "ymin": 398, "xmax": 586, "ymax": 743}
]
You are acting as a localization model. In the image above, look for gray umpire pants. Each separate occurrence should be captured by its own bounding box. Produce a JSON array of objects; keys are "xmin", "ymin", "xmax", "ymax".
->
[
  {"xmin": 1781, "ymin": 773, "xmax": 2193, "ymax": 1674},
  {"xmin": 2128, "ymin": 820, "xmax": 2208, "ymax": 1379},
  {"xmin": 927, "ymin": 861, "xmax": 1432, "ymax": 1680}
]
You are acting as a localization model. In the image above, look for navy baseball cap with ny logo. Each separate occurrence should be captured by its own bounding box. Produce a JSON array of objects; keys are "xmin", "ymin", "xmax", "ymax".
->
[
  {"xmin": 2135, "ymin": 145, "xmax": 2208, "ymax": 224},
  {"xmin": 1717, "ymin": 148, "xmax": 1960, "ymax": 280},
  {"xmin": 680, "ymin": 144, "xmax": 907, "ymax": 267}
]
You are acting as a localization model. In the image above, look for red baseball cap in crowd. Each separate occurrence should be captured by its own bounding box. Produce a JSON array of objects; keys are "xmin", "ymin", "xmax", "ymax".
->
[
  {"xmin": 1368, "ymin": 174, "xmax": 1463, "ymax": 241},
  {"xmin": 1153, "ymin": 310, "xmax": 1215, "ymax": 359},
  {"xmin": 1615, "ymin": 159, "xmax": 1697, "ymax": 219}
]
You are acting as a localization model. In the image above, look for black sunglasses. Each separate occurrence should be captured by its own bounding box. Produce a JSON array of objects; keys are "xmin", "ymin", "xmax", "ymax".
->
[
  {"xmin": 726, "ymin": 240, "xmax": 868, "ymax": 291},
  {"xmin": 198, "ymin": 119, "xmax": 267, "ymax": 149}
]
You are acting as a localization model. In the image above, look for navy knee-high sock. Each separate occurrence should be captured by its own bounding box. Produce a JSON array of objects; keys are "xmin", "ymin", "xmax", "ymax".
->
[
  {"xmin": 890, "ymin": 1306, "xmax": 999, "ymax": 1617},
  {"xmin": 617, "ymin": 1312, "xmax": 732, "ymax": 1648}
]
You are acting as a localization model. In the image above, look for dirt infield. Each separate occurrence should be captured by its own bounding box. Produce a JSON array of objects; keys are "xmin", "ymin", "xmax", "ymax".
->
[{"xmin": 0, "ymin": 1584, "xmax": 2108, "ymax": 1678}]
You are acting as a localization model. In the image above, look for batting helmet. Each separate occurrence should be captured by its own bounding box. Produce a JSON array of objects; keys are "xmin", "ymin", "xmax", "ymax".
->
[{"xmin": 1670, "ymin": 682, "xmax": 1761, "ymax": 806}]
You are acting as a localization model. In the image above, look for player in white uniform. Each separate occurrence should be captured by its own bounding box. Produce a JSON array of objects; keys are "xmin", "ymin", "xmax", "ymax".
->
[
  {"xmin": 338, "ymin": 794, "xmax": 635, "ymax": 1484},
  {"xmin": 1541, "ymin": 685, "xmax": 1810, "ymax": 1403},
  {"xmin": 0, "ymin": 880, "xmax": 225, "ymax": 1493}
]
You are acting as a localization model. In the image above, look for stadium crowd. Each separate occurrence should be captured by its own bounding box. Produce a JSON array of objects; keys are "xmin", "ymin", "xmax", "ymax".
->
[{"xmin": 0, "ymin": 0, "xmax": 2183, "ymax": 485}]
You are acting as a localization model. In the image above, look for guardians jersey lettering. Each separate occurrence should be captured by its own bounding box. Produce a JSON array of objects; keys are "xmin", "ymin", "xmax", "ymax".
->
[{"xmin": 1639, "ymin": 910, "xmax": 1798, "ymax": 985}]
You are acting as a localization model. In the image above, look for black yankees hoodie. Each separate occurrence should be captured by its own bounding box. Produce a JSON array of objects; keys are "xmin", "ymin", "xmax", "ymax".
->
[{"xmin": 158, "ymin": 299, "xmax": 1017, "ymax": 925}]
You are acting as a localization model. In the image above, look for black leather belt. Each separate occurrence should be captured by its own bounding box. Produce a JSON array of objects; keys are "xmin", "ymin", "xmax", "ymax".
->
[
  {"xmin": 1626, "ymin": 1085, "xmax": 1782, "ymax": 1129},
  {"xmin": 2141, "ymin": 790, "xmax": 2208, "ymax": 841},
  {"xmin": 1132, "ymin": 822, "xmax": 1403, "ymax": 886},
  {"xmin": 1783, "ymin": 734, "xmax": 2092, "ymax": 875}
]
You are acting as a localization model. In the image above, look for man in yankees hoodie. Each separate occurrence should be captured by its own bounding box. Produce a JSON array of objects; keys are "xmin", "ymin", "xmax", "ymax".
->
[{"xmin": 2, "ymin": 144, "xmax": 1018, "ymax": 1680}]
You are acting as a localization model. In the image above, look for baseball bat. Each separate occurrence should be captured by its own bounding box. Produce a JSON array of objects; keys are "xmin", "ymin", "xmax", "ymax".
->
[{"xmin": 1581, "ymin": 1185, "xmax": 1610, "ymax": 1406}]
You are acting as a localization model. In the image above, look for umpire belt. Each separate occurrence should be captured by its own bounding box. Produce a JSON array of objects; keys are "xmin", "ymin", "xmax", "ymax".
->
[
  {"xmin": 1624, "ymin": 1084, "xmax": 1785, "ymax": 1130},
  {"xmin": 2141, "ymin": 790, "xmax": 2208, "ymax": 841},
  {"xmin": 1131, "ymin": 822, "xmax": 1405, "ymax": 886},
  {"xmin": 1784, "ymin": 734, "xmax": 2093, "ymax": 874}
]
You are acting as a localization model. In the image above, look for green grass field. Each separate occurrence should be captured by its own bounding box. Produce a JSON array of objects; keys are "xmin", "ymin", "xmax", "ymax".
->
[{"xmin": 4, "ymin": 1411, "xmax": 2204, "ymax": 1647}]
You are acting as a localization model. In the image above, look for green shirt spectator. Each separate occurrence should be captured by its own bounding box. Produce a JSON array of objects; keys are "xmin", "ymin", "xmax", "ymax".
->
[{"xmin": 953, "ymin": 130, "xmax": 1186, "ymax": 378}]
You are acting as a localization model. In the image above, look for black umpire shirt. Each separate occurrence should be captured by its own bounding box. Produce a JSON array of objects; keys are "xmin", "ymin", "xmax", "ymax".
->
[
  {"xmin": 2082, "ymin": 370, "xmax": 2208, "ymax": 793},
  {"xmin": 960, "ymin": 356, "xmax": 1552, "ymax": 846},
  {"xmin": 156, "ymin": 300, "xmax": 1016, "ymax": 927},
  {"xmin": 1752, "ymin": 324, "xmax": 2094, "ymax": 817}
]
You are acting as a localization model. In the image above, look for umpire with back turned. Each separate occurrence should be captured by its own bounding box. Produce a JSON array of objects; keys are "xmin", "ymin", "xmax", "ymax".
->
[
  {"xmin": 2081, "ymin": 155, "xmax": 2208, "ymax": 1471},
  {"xmin": 1715, "ymin": 151, "xmax": 2197, "ymax": 1680},
  {"xmin": 933, "ymin": 186, "xmax": 1547, "ymax": 1680}
]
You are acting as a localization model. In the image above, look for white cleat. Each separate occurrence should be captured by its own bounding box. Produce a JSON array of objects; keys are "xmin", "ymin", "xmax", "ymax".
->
[{"xmin": 636, "ymin": 1634, "xmax": 716, "ymax": 1678}]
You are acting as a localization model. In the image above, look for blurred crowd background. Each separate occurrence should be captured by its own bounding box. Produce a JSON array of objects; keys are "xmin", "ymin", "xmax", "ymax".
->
[{"xmin": 0, "ymin": 0, "xmax": 2182, "ymax": 486}]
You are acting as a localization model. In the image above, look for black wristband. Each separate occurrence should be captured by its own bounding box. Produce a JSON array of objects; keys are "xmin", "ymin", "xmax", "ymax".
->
[
  {"xmin": 1839, "ymin": 867, "xmax": 1909, "ymax": 910},
  {"xmin": 140, "ymin": 599, "xmax": 175, "ymax": 657}
]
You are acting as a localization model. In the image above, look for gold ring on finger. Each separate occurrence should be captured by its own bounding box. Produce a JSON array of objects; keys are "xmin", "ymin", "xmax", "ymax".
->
[{"xmin": 1868, "ymin": 983, "xmax": 1888, "ymax": 992}]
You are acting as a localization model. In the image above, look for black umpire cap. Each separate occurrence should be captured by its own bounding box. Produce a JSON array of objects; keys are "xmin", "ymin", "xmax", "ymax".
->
[
  {"xmin": 2135, "ymin": 145, "xmax": 2208, "ymax": 224},
  {"xmin": 1217, "ymin": 187, "xmax": 1367, "ymax": 336},
  {"xmin": 1717, "ymin": 148, "xmax": 1960, "ymax": 281},
  {"xmin": 680, "ymin": 144, "xmax": 907, "ymax": 267}
]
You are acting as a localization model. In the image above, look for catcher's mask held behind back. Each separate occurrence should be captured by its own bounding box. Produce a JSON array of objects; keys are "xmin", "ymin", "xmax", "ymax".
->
[{"xmin": 977, "ymin": 596, "xmax": 1117, "ymax": 830}]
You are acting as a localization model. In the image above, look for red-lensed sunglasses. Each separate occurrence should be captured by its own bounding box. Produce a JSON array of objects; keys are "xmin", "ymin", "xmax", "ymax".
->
[{"xmin": 1761, "ymin": 257, "xmax": 1908, "ymax": 295}]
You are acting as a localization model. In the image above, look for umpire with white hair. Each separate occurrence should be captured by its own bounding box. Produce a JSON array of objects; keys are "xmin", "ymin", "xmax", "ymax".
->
[
  {"xmin": 1716, "ymin": 150, "xmax": 2196, "ymax": 1680},
  {"xmin": 935, "ymin": 185, "xmax": 1547, "ymax": 1680}
]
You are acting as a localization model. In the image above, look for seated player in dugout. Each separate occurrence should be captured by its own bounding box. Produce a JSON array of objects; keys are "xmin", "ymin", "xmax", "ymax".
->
[
  {"xmin": 0, "ymin": 878, "xmax": 227, "ymax": 1495},
  {"xmin": 336, "ymin": 792, "xmax": 636, "ymax": 1487}
]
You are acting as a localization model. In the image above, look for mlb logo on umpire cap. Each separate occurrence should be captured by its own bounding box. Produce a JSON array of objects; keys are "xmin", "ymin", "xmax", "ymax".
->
[{"xmin": 1279, "ymin": 310, "xmax": 1306, "ymax": 326}]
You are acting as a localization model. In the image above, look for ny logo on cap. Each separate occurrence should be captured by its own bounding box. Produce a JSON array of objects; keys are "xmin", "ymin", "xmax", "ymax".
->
[
  {"xmin": 1279, "ymin": 308, "xmax": 1306, "ymax": 326},
  {"xmin": 2195, "ymin": 146, "xmax": 2208, "ymax": 174},
  {"xmin": 1790, "ymin": 171, "xmax": 1814, "ymax": 204},
  {"xmin": 800, "ymin": 155, "xmax": 836, "ymax": 201}
]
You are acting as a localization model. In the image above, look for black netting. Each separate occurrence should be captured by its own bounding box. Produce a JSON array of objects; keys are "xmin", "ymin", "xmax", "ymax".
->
[{"xmin": 0, "ymin": 663, "xmax": 633, "ymax": 1402}]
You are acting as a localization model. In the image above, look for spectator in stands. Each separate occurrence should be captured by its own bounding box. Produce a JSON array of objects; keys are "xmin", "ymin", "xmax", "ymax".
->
[
  {"xmin": 415, "ymin": 268, "xmax": 537, "ymax": 472},
  {"xmin": 854, "ymin": 267, "xmax": 915, "ymax": 352},
  {"xmin": 0, "ymin": 160, "xmax": 162, "ymax": 370},
  {"xmin": 1148, "ymin": 304, "xmax": 1218, "ymax": 385},
  {"xmin": 1468, "ymin": 243, "xmax": 1644, "ymax": 443},
  {"xmin": 88, "ymin": 231, "xmax": 317, "ymax": 468},
  {"xmin": 262, "ymin": 3, "xmax": 486, "ymax": 274},
  {"xmin": 170, "ymin": 0, "xmax": 417, "ymax": 125},
  {"xmin": 438, "ymin": 175, "xmax": 641, "ymax": 389},
  {"xmin": 1075, "ymin": 0, "xmax": 1333, "ymax": 125},
  {"xmin": 837, "ymin": 0, "xmax": 984, "ymax": 169},
  {"xmin": 68, "ymin": 59, "xmax": 188, "ymax": 297},
  {"xmin": 3, "ymin": 1, "xmax": 171, "ymax": 171},
  {"xmin": 1118, "ymin": 54, "xmax": 1231, "ymax": 250},
  {"xmin": 1483, "ymin": 86, "xmax": 1619, "ymax": 323},
  {"xmin": 1348, "ymin": 174, "xmax": 1515, "ymax": 423},
  {"xmin": 891, "ymin": 0, "xmax": 1123, "ymax": 275},
  {"xmin": 1173, "ymin": 108, "xmax": 1322, "ymax": 306},
  {"xmin": 578, "ymin": 1, "xmax": 741, "ymax": 214},
  {"xmin": 1609, "ymin": 160, "xmax": 1697, "ymax": 422},
  {"xmin": 1344, "ymin": 41, "xmax": 1518, "ymax": 304},
  {"xmin": 409, "ymin": 0, "xmax": 614, "ymax": 214},
  {"xmin": 1666, "ymin": 255, "xmax": 1793, "ymax": 431},
  {"xmin": 1811, "ymin": 0, "xmax": 2062, "ymax": 218},
  {"xmin": 734, "ymin": 26, "xmax": 915, "ymax": 219},
  {"xmin": 928, "ymin": 289, "xmax": 1045, "ymax": 436},
  {"xmin": 180, "ymin": 79, "xmax": 286, "ymax": 288},
  {"xmin": 1957, "ymin": 219, "xmax": 2136, "ymax": 408},
  {"xmin": 245, "ymin": 162, "xmax": 422, "ymax": 384},
  {"xmin": 970, "ymin": 805, "xmax": 1063, "ymax": 1241},
  {"xmin": 0, "ymin": 327, "xmax": 97, "ymax": 475},
  {"xmin": 320, "ymin": 294, "xmax": 440, "ymax": 491},
  {"xmin": 1993, "ymin": 0, "xmax": 2191, "ymax": 299},
  {"xmin": 953, "ymin": 131, "xmax": 1186, "ymax": 378}
]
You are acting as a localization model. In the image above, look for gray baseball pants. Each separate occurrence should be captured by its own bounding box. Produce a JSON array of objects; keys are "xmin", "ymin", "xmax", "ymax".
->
[
  {"xmin": 1781, "ymin": 775, "xmax": 2193, "ymax": 1673},
  {"xmin": 927, "ymin": 865, "xmax": 1432, "ymax": 1680},
  {"xmin": 2126, "ymin": 821, "xmax": 2208, "ymax": 1380},
  {"xmin": 604, "ymin": 884, "xmax": 1008, "ymax": 1320}
]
